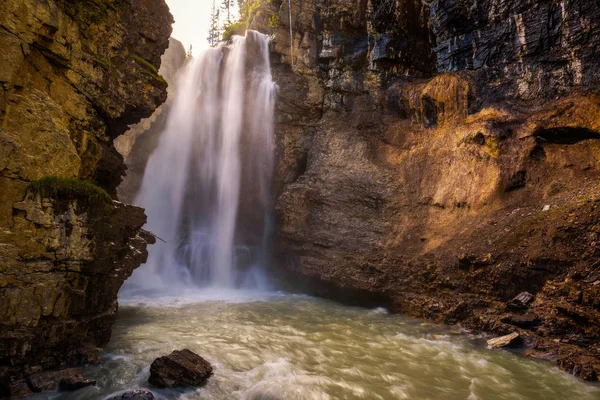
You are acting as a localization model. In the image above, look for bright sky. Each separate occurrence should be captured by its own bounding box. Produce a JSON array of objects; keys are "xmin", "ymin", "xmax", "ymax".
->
[{"xmin": 166, "ymin": 0, "xmax": 214, "ymax": 54}]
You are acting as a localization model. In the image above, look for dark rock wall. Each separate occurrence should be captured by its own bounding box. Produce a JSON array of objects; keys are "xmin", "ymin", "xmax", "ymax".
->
[
  {"xmin": 249, "ymin": 0, "xmax": 600, "ymax": 380},
  {"xmin": 0, "ymin": 0, "xmax": 172, "ymax": 392},
  {"xmin": 1, "ymin": 195, "xmax": 155, "ymax": 393},
  {"xmin": 430, "ymin": 0, "xmax": 600, "ymax": 100}
]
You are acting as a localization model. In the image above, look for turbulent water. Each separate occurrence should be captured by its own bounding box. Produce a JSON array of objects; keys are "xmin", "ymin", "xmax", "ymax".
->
[
  {"xmin": 25, "ymin": 294, "xmax": 600, "ymax": 400},
  {"xmin": 126, "ymin": 31, "xmax": 276, "ymax": 291}
]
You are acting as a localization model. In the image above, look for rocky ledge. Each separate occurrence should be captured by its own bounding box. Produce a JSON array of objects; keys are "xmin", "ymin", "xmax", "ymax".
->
[
  {"xmin": 0, "ymin": 0, "xmax": 172, "ymax": 394},
  {"xmin": 1, "ymin": 190, "xmax": 156, "ymax": 395}
]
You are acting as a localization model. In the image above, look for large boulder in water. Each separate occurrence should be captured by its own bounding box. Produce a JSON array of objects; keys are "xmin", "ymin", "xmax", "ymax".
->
[{"xmin": 148, "ymin": 349, "xmax": 213, "ymax": 388}]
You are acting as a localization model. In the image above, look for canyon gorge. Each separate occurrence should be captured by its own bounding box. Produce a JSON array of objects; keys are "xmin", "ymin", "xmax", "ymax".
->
[{"xmin": 1, "ymin": 0, "xmax": 600, "ymax": 398}]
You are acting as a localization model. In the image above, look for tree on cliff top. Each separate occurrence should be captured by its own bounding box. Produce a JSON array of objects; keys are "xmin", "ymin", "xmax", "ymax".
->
[
  {"xmin": 221, "ymin": 0, "xmax": 236, "ymax": 25},
  {"xmin": 208, "ymin": 0, "xmax": 221, "ymax": 47}
]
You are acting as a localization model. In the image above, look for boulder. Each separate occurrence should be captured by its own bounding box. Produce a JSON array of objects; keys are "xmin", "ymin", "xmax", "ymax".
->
[
  {"xmin": 507, "ymin": 292, "xmax": 535, "ymax": 310},
  {"xmin": 3, "ymin": 379, "xmax": 32, "ymax": 398},
  {"xmin": 58, "ymin": 370, "xmax": 96, "ymax": 391},
  {"xmin": 109, "ymin": 389, "xmax": 156, "ymax": 400},
  {"xmin": 6, "ymin": 368, "xmax": 96, "ymax": 395},
  {"xmin": 487, "ymin": 332, "xmax": 521, "ymax": 349},
  {"xmin": 501, "ymin": 313, "xmax": 541, "ymax": 328},
  {"xmin": 148, "ymin": 349, "xmax": 213, "ymax": 388},
  {"xmin": 27, "ymin": 373, "xmax": 58, "ymax": 392}
]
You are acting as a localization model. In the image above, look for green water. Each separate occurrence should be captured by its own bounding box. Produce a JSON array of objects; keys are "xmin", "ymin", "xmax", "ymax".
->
[{"xmin": 28, "ymin": 292, "xmax": 600, "ymax": 399}]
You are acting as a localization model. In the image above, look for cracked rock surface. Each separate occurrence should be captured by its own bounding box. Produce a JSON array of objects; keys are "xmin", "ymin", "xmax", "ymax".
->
[{"xmin": 0, "ymin": 0, "xmax": 171, "ymax": 393}]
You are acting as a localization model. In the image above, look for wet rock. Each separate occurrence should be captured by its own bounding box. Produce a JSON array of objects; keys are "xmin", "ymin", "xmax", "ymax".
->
[
  {"xmin": 58, "ymin": 370, "xmax": 96, "ymax": 391},
  {"xmin": 487, "ymin": 332, "xmax": 521, "ymax": 349},
  {"xmin": 109, "ymin": 389, "xmax": 156, "ymax": 400},
  {"xmin": 507, "ymin": 292, "xmax": 535, "ymax": 310},
  {"xmin": 558, "ymin": 353, "xmax": 600, "ymax": 382},
  {"xmin": 5, "ymin": 379, "xmax": 33, "ymax": 397},
  {"xmin": 149, "ymin": 349, "xmax": 213, "ymax": 388},
  {"xmin": 28, "ymin": 372, "xmax": 59, "ymax": 392},
  {"xmin": 501, "ymin": 313, "xmax": 541, "ymax": 329},
  {"xmin": 4, "ymin": 368, "xmax": 96, "ymax": 396}
]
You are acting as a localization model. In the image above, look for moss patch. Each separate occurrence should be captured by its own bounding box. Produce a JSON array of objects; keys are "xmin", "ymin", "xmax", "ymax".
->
[
  {"xmin": 133, "ymin": 55, "xmax": 168, "ymax": 86},
  {"xmin": 268, "ymin": 13, "xmax": 280, "ymax": 28},
  {"xmin": 30, "ymin": 176, "xmax": 112, "ymax": 204},
  {"xmin": 93, "ymin": 56, "xmax": 110, "ymax": 71}
]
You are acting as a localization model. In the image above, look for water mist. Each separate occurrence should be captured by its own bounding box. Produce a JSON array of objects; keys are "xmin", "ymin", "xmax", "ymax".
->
[{"xmin": 124, "ymin": 31, "xmax": 277, "ymax": 292}]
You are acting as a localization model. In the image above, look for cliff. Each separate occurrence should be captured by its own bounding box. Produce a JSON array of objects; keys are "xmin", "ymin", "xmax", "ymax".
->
[
  {"xmin": 248, "ymin": 0, "xmax": 600, "ymax": 380},
  {"xmin": 115, "ymin": 37, "xmax": 187, "ymax": 204},
  {"xmin": 0, "ymin": 0, "xmax": 171, "ymax": 395}
]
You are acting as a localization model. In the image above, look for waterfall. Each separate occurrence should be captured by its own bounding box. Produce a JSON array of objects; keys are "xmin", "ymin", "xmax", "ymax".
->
[{"xmin": 125, "ymin": 31, "xmax": 276, "ymax": 291}]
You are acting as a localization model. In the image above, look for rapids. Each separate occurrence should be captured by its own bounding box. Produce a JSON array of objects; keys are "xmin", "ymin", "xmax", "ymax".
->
[{"xmin": 25, "ymin": 294, "xmax": 600, "ymax": 399}]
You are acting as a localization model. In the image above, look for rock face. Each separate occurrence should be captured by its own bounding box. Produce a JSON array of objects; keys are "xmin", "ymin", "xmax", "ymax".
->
[
  {"xmin": 148, "ymin": 349, "xmax": 213, "ymax": 388},
  {"xmin": 246, "ymin": 0, "xmax": 600, "ymax": 380},
  {"xmin": 0, "ymin": 0, "xmax": 172, "ymax": 394},
  {"xmin": 0, "ymin": 192, "xmax": 157, "ymax": 395},
  {"xmin": 115, "ymin": 37, "xmax": 187, "ymax": 204}
]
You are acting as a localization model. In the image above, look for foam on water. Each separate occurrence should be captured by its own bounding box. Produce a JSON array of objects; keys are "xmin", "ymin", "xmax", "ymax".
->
[
  {"xmin": 24, "ymin": 296, "xmax": 600, "ymax": 400},
  {"xmin": 119, "ymin": 287, "xmax": 288, "ymax": 308}
]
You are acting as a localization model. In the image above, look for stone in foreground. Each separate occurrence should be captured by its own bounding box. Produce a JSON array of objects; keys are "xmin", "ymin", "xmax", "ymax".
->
[
  {"xmin": 58, "ymin": 370, "xmax": 96, "ymax": 391},
  {"xmin": 5, "ymin": 368, "xmax": 96, "ymax": 396},
  {"xmin": 149, "ymin": 349, "xmax": 213, "ymax": 388},
  {"xmin": 109, "ymin": 389, "xmax": 156, "ymax": 399},
  {"xmin": 487, "ymin": 332, "xmax": 521, "ymax": 349}
]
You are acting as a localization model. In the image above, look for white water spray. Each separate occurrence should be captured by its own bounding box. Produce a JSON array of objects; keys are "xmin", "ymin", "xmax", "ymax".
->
[{"xmin": 125, "ymin": 31, "xmax": 276, "ymax": 291}]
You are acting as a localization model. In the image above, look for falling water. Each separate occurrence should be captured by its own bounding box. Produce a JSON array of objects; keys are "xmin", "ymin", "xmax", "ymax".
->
[{"xmin": 125, "ymin": 31, "xmax": 277, "ymax": 291}]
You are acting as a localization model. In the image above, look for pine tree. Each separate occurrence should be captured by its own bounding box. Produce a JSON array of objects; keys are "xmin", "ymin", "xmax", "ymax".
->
[
  {"xmin": 207, "ymin": 0, "xmax": 221, "ymax": 47},
  {"xmin": 221, "ymin": 0, "xmax": 239, "ymax": 27},
  {"xmin": 221, "ymin": 0, "xmax": 232, "ymax": 26}
]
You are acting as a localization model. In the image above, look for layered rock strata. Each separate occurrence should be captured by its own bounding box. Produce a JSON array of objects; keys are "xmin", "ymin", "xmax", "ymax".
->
[
  {"xmin": 247, "ymin": 0, "xmax": 600, "ymax": 380},
  {"xmin": 0, "ymin": 0, "xmax": 172, "ymax": 393}
]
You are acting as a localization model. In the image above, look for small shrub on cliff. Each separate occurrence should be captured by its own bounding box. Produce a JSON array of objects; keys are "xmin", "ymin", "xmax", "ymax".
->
[
  {"xmin": 30, "ymin": 176, "xmax": 112, "ymax": 204},
  {"xmin": 223, "ymin": 21, "xmax": 248, "ymax": 42},
  {"xmin": 268, "ymin": 14, "xmax": 280, "ymax": 28}
]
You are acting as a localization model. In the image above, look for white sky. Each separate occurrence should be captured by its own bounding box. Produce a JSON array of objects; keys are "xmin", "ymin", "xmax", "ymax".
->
[{"xmin": 166, "ymin": 0, "xmax": 214, "ymax": 54}]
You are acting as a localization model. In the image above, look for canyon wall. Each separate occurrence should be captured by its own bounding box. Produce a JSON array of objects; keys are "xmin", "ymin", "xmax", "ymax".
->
[
  {"xmin": 0, "ymin": 0, "xmax": 171, "ymax": 394},
  {"xmin": 248, "ymin": 0, "xmax": 600, "ymax": 380},
  {"xmin": 115, "ymin": 37, "xmax": 187, "ymax": 204}
]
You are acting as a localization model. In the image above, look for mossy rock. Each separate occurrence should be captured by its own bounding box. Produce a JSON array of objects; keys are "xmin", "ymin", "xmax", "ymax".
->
[
  {"xmin": 223, "ymin": 21, "xmax": 249, "ymax": 42},
  {"xmin": 30, "ymin": 176, "xmax": 112, "ymax": 204},
  {"xmin": 133, "ymin": 55, "xmax": 168, "ymax": 87}
]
